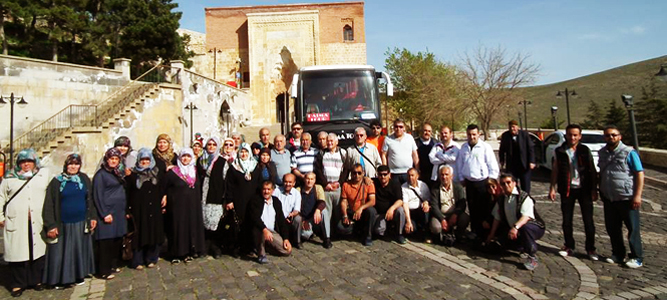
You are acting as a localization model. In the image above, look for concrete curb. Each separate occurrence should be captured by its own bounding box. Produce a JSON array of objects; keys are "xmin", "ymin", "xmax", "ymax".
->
[{"xmin": 645, "ymin": 176, "xmax": 667, "ymax": 190}]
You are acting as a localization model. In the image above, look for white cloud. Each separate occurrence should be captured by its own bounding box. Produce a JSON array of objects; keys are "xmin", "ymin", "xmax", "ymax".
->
[
  {"xmin": 621, "ymin": 25, "xmax": 646, "ymax": 35},
  {"xmin": 577, "ymin": 33, "xmax": 612, "ymax": 41}
]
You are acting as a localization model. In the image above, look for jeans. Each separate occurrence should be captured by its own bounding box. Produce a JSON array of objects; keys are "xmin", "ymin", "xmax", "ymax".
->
[
  {"xmin": 603, "ymin": 199, "xmax": 643, "ymax": 260},
  {"xmin": 374, "ymin": 207, "xmax": 406, "ymax": 236},
  {"xmin": 560, "ymin": 188, "xmax": 596, "ymax": 252},
  {"xmin": 337, "ymin": 207, "xmax": 378, "ymax": 240}
]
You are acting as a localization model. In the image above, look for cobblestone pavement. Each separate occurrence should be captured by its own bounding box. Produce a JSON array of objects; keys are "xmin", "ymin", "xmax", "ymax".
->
[{"xmin": 1, "ymin": 168, "xmax": 667, "ymax": 300}]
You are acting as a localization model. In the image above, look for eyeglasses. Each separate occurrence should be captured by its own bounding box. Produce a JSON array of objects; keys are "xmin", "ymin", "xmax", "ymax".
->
[
  {"xmin": 355, "ymin": 134, "xmax": 365, "ymax": 137},
  {"xmin": 353, "ymin": 171, "xmax": 364, "ymax": 175},
  {"xmin": 378, "ymin": 173, "xmax": 390, "ymax": 177},
  {"xmin": 604, "ymin": 133, "xmax": 620, "ymax": 138},
  {"xmin": 500, "ymin": 181, "xmax": 513, "ymax": 186},
  {"xmin": 394, "ymin": 125, "xmax": 404, "ymax": 129},
  {"xmin": 206, "ymin": 143, "xmax": 216, "ymax": 146},
  {"xmin": 293, "ymin": 127, "xmax": 303, "ymax": 131}
]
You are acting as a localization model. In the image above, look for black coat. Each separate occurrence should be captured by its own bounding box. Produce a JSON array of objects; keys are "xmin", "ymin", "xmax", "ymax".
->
[
  {"xmin": 415, "ymin": 138, "xmax": 436, "ymax": 182},
  {"xmin": 499, "ymin": 130, "xmax": 535, "ymax": 171},
  {"xmin": 126, "ymin": 172, "xmax": 165, "ymax": 249},
  {"xmin": 163, "ymin": 170, "xmax": 205, "ymax": 257},
  {"xmin": 225, "ymin": 166, "xmax": 261, "ymax": 224},
  {"xmin": 248, "ymin": 195, "xmax": 289, "ymax": 239},
  {"xmin": 199, "ymin": 158, "xmax": 229, "ymax": 205},
  {"xmin": 43, "ymin": 173, "xmax": 97, "ymax": 232},
  {"xmin": 429, "ymin": 183, "xmax": 466, "ymax": 222}
]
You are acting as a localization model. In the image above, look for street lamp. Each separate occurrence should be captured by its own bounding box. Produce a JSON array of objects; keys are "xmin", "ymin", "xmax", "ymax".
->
[
  {"xmin": 184, "ymin": 102, "xmax": 198, "ymax": 145},
  {"xmin": 550, "ymin": 106, "xmax": 559, "ymax": 131},
  {"xmin": 621, "ymin": 94, "xmax": 640, "ymax": 153},
  {"xmin": 0, "ymin": 93, "xmax": 28, "ymax": 171},
  {"xmin": 556, "ymin": 88, "xmax": 577, "ymax": 125},
  {"xmin": 518, "ymin": 100, "xmax": 532, "ymax": 130},
  {"xmin": 655, "ymin": 63, "xmax": 667, "ymax": 82}
]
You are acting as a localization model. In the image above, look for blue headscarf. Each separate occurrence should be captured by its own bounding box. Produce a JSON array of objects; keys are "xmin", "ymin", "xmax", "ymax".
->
[
  {"xmin": 56, "ymin": 153, "xmax": 84, "ymax": 192},
  {"xmin": 8, "ymin": 148, "xmax": 40, "ymax": 180},
  {"xmin": 134, "ymin": 147, "xmax": 159, "ymax": 189}
]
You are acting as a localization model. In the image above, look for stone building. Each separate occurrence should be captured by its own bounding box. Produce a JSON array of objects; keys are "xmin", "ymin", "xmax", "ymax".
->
[{"xmin": 202, "ymin": 1, "xmax": 367, "ymax": 125}]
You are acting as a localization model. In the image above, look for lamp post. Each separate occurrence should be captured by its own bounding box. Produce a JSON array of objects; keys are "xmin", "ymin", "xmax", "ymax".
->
[
  {"xmin": 0, "ymin": 93, "xmax": 28, "ymax": 171},
  {"xmin": 184, "ymin": 102, "xmax": 198, "ymax": 145},
  {"xmin": 518, "ymin": 100, "xmax": 532, "ymax": 130},
  {"xmin": 621, "ymin": 94, "xmax": 640, "ymax": 153},
  {"xmin": 556, "ymin": 88, "xmax": 577, "ymax": 125},
  {"xmin": 518, "ymin": 111, "xmax": 523, "ymax": 129},
  {"xmin": 550, "ymin": 106, "xmax": 559, "ymax": 131}
]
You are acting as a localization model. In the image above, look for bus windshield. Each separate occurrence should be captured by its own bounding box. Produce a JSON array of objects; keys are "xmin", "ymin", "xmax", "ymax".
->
[{"xmin": 300, "ymin": 69, "xmax": 379, "ymax": 123}]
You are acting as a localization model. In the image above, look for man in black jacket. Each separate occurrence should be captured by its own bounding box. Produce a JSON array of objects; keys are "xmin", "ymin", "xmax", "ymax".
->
[
  {"xmin": 250, "ymin": 181, "xmax": 292, "ymax": 264},
  {"xmin": 415, "ymin": 123, "xmax": 436, "ymax": 187},
  {"xmin": 499, "ymin": 120, "xmax": 535, "ymax": 193},
  {"xmin": 429, "ymin": 165, "xmax": 469, "ymax": 245}
]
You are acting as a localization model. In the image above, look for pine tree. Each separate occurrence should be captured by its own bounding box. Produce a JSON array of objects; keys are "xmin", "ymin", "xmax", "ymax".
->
[{"xmin": 581, "ymin": 100, "xmax": 604, "ymax": 130}]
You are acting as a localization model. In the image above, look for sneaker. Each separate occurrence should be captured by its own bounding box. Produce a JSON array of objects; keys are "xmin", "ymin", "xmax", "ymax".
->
[
  {"xmin": 424, "ymin": 237, "xmax": 432, "ymax": 244},
  {"xmin": 75, "ymin": 279, "xmax": 85, "ymax": 286},
  {"xmin": 558, "ymin": 246, "xmax": 573, "ymax": 257},
  {"xmin": 605, "ymin": 255, "xmax": 622, "ymax": 264},
  {"xmin": 171, "ymin": 259, "xmax": 181, "ymax": 265},
  {"xmin": 396, "ymin": 235, "xmax": 407, "ymax": 244},
  {"xmin": 524, "ymin": 255, "xmax": 539, "ymax": 271},
  {"xmin": 184, "ymin": 256, "xmax": 194, "ymax": 263},
  {"xmin": 625, "ymin": 258, "xmax": 643, "ymax": 268},
  {"xmin": 323, "ymin": 238, "xmax": 333, "ymax": 249},
  {"xmin": 519, "ymin": 252, "xmax": 529, "ymax": 259},
  {"xmin": 363, "ymin": 237, "xmax": 373, "ymax": 247},
  {"xmin": 257, "ymin": 255, "xmax": 269, "ymax": 264},
  {"xmin": 587, "ymin": 251, "xmax": 599, "ymax": 261}
]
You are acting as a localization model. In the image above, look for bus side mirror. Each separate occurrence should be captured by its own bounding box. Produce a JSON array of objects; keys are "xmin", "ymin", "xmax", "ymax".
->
[
  {"xmin": 290, "ymin": 74, "xmax": 299, "ymax": 99},
  {"xmin": 381, "ymin": 72, "xmax": 394, "ymax": 97}
]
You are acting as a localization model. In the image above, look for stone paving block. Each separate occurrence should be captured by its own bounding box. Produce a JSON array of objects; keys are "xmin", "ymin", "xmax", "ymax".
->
[
  {"xmin": 616, "ymin": 291, "xmax": 642, "ymax": 299},
  {"xmin": 603, "ymin": 296, "xmax": 627, "ymax": 300},
  {"xmin": 643, "ymin": 287, "xmax": 665, "ymax": 296},
  {"xmin": 629, "ymin": 289, "xmax": 653, "ymax": 298}
]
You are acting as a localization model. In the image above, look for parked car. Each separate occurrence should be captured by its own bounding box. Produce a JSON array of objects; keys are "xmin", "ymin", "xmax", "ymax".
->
[{"xmin": 538, "ymin": 130, "xmax": 606, "ymax": 171}]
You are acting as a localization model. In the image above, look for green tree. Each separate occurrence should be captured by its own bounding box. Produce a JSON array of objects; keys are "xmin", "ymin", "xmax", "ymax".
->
[
  {"xmin": 636, "ymin": 77, "xmax": 667, "ymax": 149},
  {"xmin": 384, "ymin": 47, "xmax": 462, "ymax": 128},
  {"xmin": 604, "ymin": 98, "xmax": 627, "ymax": 128},
  {"xmin": 581, "ymin": 100, "xmax": 604, "ymax": 129}
]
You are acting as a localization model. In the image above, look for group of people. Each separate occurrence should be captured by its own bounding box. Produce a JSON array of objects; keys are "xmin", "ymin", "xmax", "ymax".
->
[{"xmin": 0, "ymin": 118, "xmax": 646, "ymax": 297}]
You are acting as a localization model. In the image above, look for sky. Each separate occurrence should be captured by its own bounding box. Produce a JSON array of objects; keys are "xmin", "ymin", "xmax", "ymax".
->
[{"xmin": 173, "ymin": 0, "xmax": 667, "ymax": 85}]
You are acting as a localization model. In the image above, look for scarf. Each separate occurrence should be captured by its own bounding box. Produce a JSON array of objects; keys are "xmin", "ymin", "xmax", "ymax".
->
[
  {"xmin": 232, "ymin": 143, "xmax": 257, "ymax": 179},
  {"xmin": 102, "ymin": 147, "xmax": 124, "ymax": 181},
  {"xmin": 199, "ymin": 137, "xmax": 221, "ymax": 172},
  {"xmin": 173, "ymin": 148, "xmax": 197, "ymax": 188},
  {"xmin": 152, "ymin": 133, "xmax": 176, "ymax": 167},
  {"xmin": 8, "ymin": 148, "xmax": 41, "ymax": 180},
  {"xmin": 220, "ymin": 137, "xmax": 236, "ymax": 163},
  {"xmin": 56, "ymin": 153, "xmax": 84, "ymax": 192},
  {"xmin": 134, "ymin": 147, "xmax": 159, "ymax": 189}
]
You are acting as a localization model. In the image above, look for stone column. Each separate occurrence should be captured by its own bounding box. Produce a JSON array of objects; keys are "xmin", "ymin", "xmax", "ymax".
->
[{"xmin": 113, "ymin": 58, "xmax": 131, "ymax": 80}]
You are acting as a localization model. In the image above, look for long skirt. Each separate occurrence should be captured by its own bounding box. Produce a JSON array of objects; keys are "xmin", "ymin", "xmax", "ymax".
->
[{"xmin": 43, "ymin": 221, "xmax": 96, "ymax": 285}]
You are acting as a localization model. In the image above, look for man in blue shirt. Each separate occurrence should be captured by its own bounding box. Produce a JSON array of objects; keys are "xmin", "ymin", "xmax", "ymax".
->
[{"xmin": 598, "ymin": 125, "xmax": 645, "ymax": 268}]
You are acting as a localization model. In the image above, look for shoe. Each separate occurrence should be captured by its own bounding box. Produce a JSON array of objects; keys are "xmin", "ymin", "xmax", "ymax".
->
[
  {"xmin": 424, "ymin": 238, "xmax": 432, "ymax": 244},
  {"xmin": 257, "ymin": 255, "xmax": 269, "ymax": 264},
  {"xmin": 625, "ymin": 258, "xmax": 643, "ymax": 268},
  {"xmin": 75, "ymin": 279, "xmax": 85, "ymax": 286},
  {"xmin": 294, "ymin": 243, "xmax": 302, "ymax": 250},
  {"xmin": 323, "ymin": 239, "xmax": 333, "ymax": 249},
  {"xmin": 466, "ymin": 231, "xmax": 478, "ymax": 240},
  {"xmin": 605, "ymin": 255, "xmax": 622, "ymax": 264},
  {"xmin": 184, "ymin": 256, "xmax": 194, "ymax": 263},
  {"xmin": 519, "ymin": 252, "xmax": 529, "ymax": 259},
  {"xmin": 33, "ymin": 284, "xmax": 44, "ymax": 291},
  {"xmin": 524, "ymin": 255, "xmax": 539, "ymax": 270},
  {"xmin": 55, "ymin": 285, "xmax": 67, "ymax": 290},
  {"xmin": 10, "ymin": 288, "xmax": 23, "ymax": 297},
  {"xmin": 396, "ymin": 235, "xmax": 407, "ymax": 244},
  {"xmin": 101, "ymin": 274, "xmax": 115, "ymax": 280},
  {"xmin": 587, "ymin": 251, "xmax": 599, "ymax": 261},
  {"xmin": 363, "ymin": 237, "xmax": 373, "ymax": 247},
  {"xmin": 112, "ymin": 268, "xmax": 121, "ymax": 274},
  {"xmin": 147, "ymin": 263, "xmax": 156, "ymax": 268},
  {"xmin": 171, "ymin": 259, "xmax": 181, "ymax": 264},
  {"xmin": 558, "ymin": 246, "xmax": 573, "ymax": 257},
  {"xmin": 134, "ymin": 265, "xmax": 144, "ymax": 270}
]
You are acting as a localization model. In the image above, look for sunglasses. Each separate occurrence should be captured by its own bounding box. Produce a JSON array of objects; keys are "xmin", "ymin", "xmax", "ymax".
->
[
  {"xmin": 604, "ymin": 133, "xmax": 619, "ymax": 138},
  {"xmin": 372, "ymin": 126, "xmax": 382, "ymax": 130},
  {"xmin": 293, "ymin": 127, "xmax": 303, "ymax": 131},
  {"xmin": 206, "ymin": 143, "xmax": 216, "ymax": 146},
  {"xmin": 378, "ymin": 173, "xmax": 390, "ymax": 177},
  {"xmin": 224, "ymin": 143, "xmax": 234, "ymax": 146},
  {"xmin": 353, "ymin": 171, "xmax": 364, "ymax": 175}
]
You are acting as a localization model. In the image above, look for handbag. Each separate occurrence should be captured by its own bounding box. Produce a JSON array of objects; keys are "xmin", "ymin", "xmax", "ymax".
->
[{"xmin": 122, "ymin": 214, "xmax": 137, "ymax": 261}]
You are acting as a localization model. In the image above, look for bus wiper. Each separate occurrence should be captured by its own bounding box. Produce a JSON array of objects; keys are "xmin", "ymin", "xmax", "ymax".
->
[{"xmin": 352, "ymin": 116, "xmax": 371, "ymax": 127}]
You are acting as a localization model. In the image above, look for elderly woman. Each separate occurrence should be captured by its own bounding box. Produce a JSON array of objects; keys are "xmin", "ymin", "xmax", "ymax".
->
[
  {"xmin": 43, "ymin": 154, "xmax": 97, "ymax": 289},
  {"xmin": 95, "ymin": 136, "xmax": 137, "ymax": 177},
  {"xmin": 126, "ymin": 148, "xmax": 165, "ymax": 269},
  {"xmin": 0, "ymin": 149, "xmax": 50, "ymax": 296},
  {"xmin": 255, "ymin": 148, "xmax": 279, "ymax": 185},
  {"xmin": 224, "ymin": 143, "xmax": 259, "ymax": 255},
  {"xmin": 220, "ymin": 137, "xmax": 236, "ymax": 163},
  {"xmin": 198, "ymin": 137, "xmax": 229, "ymax": 258},
  {"xmin": 93, "ymin": 148, "xmax": 127, "ymax": 280},
  {"xmin": 152, "ymin": 134, "xmax": 177, "ymax": 177},
  {"xmin": 231, "ymin": 132, "xmax": 244, "ymax": 151},
  {"xmin": 163, "ymin": 148, "xmax": 205, "ymax": 264},
  {"xmin": 191, "ymin": 140, "xmax": 204, "ymax": 161}
]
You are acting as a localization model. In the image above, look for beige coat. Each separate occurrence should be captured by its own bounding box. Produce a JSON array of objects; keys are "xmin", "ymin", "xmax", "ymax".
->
[{"xmin": 0, "ymin": 169, "xmax": 50, "ymax": 262}]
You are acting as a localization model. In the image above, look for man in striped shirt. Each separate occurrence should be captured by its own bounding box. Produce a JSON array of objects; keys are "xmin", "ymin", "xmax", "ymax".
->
[
  {"xmin": 291, "ymin": 132, "xmax": 318, "ymax": 186},
  {"xmin": 315, "ymin": 133, "xmax": 348, "ymax": 237}
]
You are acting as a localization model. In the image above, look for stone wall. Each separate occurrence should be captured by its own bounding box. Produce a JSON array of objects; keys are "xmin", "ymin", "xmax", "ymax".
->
[
  {"xmin": 320, "ymin": 43, "xmax": 367, "ymax": 65},
  {"xmin": 0, "ymin": 55, "xmax": 129, "ymax": 146}
]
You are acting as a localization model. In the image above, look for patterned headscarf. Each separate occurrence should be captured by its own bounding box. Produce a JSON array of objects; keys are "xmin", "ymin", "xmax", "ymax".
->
[
  {"xmin": 114, "ymin": 136, "xmax": 132, "ymax": 155},
  {"xmin": 134, "ymin": 148, "xmax": 159, "ymax": 189},
  {"xmin": 152, "ymin": 133, "xmax": 175, "ymax": 166},
  {"xmin": 221, "ymin": 137, "xmax": 236, "ymax": 163},
  {"xmin": 56, "ymin": 153, "xmax": 84, "ymax": 192},
  {"xmin": 102, "ymin": 147, "xmax": 124, "ymax": 180},
  {"xmin": 173, "ymin": 148, "xmax": 197, "ymax": 188},
  {"xmin": 232, "ymin": 143, "xmax": 257, "ymax": 178},
  {"xmin": 199, "ymin": 137, "xmax": 221, "ymax": 172},
  {"xmin": 9, "ymin": 148, "xmax": 40, "ymax": 180}
]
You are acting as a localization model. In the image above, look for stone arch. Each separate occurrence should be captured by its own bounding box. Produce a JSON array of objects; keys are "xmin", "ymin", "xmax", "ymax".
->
[
  {"xmin": 219, "ymin": 100, "xmax": 232, "ymax": 137},
  {"xmin": 343, "ymin": 24, "xmax": 353, "ymax": 41}
]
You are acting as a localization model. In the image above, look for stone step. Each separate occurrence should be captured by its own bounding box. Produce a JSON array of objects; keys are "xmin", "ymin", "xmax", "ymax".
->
[{"xmin": 71, "ymin": 127, "xmax": 102, "ymax": 134}]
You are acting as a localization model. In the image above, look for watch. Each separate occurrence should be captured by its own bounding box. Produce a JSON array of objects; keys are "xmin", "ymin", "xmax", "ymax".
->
[{"xmin": 513, "ymin": 225, "xmax": 520, "ymax": 230}]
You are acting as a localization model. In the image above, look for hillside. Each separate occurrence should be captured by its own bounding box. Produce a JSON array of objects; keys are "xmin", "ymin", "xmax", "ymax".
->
[{"xmin": 517, "ymin": 55, "xmax": 667, "ymax": 129}]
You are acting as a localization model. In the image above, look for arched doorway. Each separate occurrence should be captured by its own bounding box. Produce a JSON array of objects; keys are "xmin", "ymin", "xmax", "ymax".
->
[
  {"xmin": 220, "ymin": 100, "xmax": 232, "ymax": 137},
  {"xmin": 276, "ymin": 92, "xmax": 290, "ymax": 135}
]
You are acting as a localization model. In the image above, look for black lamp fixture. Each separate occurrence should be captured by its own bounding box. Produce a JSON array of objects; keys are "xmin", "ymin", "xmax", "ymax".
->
[
  {"xmin": 556, "ymin": 88, "xmax": 577, "ymax": 125},
  {"xmin": 0, "ymin": 92, "xmax": 29, "ymax": 171}
]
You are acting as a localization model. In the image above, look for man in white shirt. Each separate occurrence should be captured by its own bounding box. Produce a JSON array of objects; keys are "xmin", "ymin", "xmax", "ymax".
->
[
  {"xmin": 272, "ymin": 174, "xmax": 303, "ymax": 248},
  {"xmin": 401, "ymin": 168, "xmax": 431, "ymax": 239},
  {"xmin": 251, "ymin": 181, "xmax": 292, "ymax": 264},
  {"xmin": 382, "ymin": 118, "xmax": 419, "ymax": 185},
  {"xmin": 429, "ymin": 126, "xmax": 460, "ymax": 186},
  {"xmin": 455, "ymin": 124, "xmax": 499, "ymax": 240},
  {"xmin": 485, "ymin": 174, "xmax": 545, "ymax": 271},
  {"xmin": 346, "ymin": 127, "xmax": 382, "ymax": 178}
]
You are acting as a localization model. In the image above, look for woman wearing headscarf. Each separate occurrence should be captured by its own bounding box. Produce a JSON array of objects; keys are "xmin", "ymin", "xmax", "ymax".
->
[
  {"xmin": 163, "ymin": 148, "xmax": 205, "ymax": 264},
  {"xmin": 94, "ymin": 136, "xmax": 137, "ymax": 177},
  {"xmin": 191, "ymin": 140, "xmax": 204, "ymax": 161},
  {"xmin": 0, "ymin": 149, "xmax": 50, "ymax": 296},
  {"xmin": 255, "ymin": 148, "xmax": 279, "ymax": 184},
  {"xmin": 92, "ymin": 148, "xmax": 127, "ymax": 280},
  {"xmin": 152, "ymin": 134, "xmax": 177, "ymax": 178},
  {"xmin": 42, "ymin": 154, "xmax": 96, "ymax": 289},
  {"xmin": 224, "ymin": 143, "xmax": 259, "ymax": 255},
  {"xmin": 197, "ymin": 137, "xmax": 229, "ymax": 258},
  {"xmin": 126, "ymin": 148, "xmax": 165, "ymax": 269},
  {"xmin": 220, "ymin": 137, "xmax": 236, "ymax": 163}
]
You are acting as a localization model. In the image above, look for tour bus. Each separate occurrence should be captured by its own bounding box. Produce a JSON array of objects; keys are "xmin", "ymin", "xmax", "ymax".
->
[{"xmin": 288, "ymin": 65, "xmax": 393, "ymax": 148}]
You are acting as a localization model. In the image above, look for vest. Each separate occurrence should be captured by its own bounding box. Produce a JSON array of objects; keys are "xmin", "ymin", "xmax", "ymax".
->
[
  {"xmin": 554, "ymin": 143, "xmax": 596, "ymax": 197},
  {"xmin": 498, "ymin": 191, "xmax": 545, "ymax": 229},
  {"xmin": 598, "ymin": 142, "xmax": 634, "ymax": 202}
]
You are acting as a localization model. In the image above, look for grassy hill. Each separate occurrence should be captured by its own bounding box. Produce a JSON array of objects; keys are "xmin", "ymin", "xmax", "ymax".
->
[{"xmin": 517, "ymin": 55, "xmax": 667, "ymax": 129}]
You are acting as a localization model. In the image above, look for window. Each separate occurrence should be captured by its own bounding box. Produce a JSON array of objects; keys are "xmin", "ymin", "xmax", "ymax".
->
[{"xmin": 343, "ymin": 25, "xmax": 353, "ymax": 41}]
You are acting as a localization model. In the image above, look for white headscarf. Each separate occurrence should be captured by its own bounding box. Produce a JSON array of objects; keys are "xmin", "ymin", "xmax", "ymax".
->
[{"xmin": 177, "ymin": 148, "xmax": 197, "ymax": 180}]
